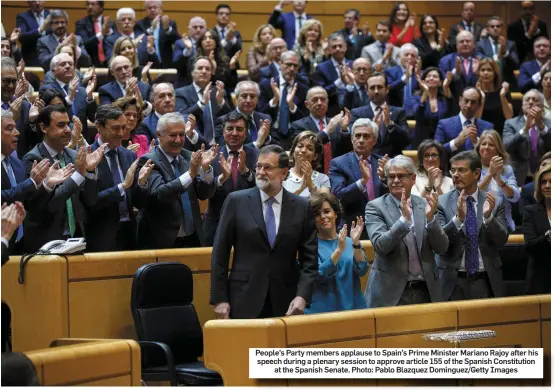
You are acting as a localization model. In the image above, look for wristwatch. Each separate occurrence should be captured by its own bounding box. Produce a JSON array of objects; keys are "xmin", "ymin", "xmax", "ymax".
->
[
  {"xmin": 352, "ymin": 242, "xmax": 362, "ymax": 249},
  {"xmin": 499, "ymin": 181, "xmax": 507, "ymax": 188}
]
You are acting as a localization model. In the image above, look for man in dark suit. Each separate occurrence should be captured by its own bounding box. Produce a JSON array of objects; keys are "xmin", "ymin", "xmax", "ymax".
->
[
  {"xmin": 503, "ymin": 89, "xmax": 551, "ymax": 186},
  {"xmin": 175, "ymin": 58, "xmax": 231, "ymax": 142},
  {"xmin": 385, "ymin": 43, "xmax": 419, "ymax": 107},
  {"xmin": 336, "ymin": 8, "xmax": 374, "ymax": 60},
  {"xmin": 104, "ymin": 8, "xmax": 152, "ymax": 65},
  {"xmin": 136, "ymin": 112, "xmax": 217, "ymax": 249},
  {"xmin": 134, "ymin": 0, "xmax": 180, "ymax": 69},
  {"xmin": 439, "ymin": 31, "xmax": 485, "ymax": 91},
  {"xmin": 258, "ymin": 38, "xmax": 287, "ymax": 81},
  {"xmin": 364, "ymin": 155, "xmax": 448, "ymax": 308},
  {"xmin": 338, "ymin": 57, "xmax": 372, "ymax": 111},
  {"xmin": 313, "ymin": 33, "xmax": 353, "ymax": 117},
  {"xmin": 137, "ymin": 82, "xmax": 207, "ymax": 151},
  {"xmin": 16, "ymin": 0, "xmax": 51, "ymax": 67},
  {"xmin": 476, "ymin": 16, "xmax": 520, "ymax": 87},
  {"xmin": 210, "ymin": 144, "xmax": 317, "ymax": 319},
  {"xmin": 518, "ymin": 36, "xmax": 550, "ymax": 94},
  {"xmin": 214, "ymin": 81, "xmax": 272, "ymax": 148},
  {"xmin": 0, "ymin": 58, "xmax": 35, "ymax": 159},
  {"xmin": 268, "ymin": 0, "xmax": 311, "ymax": 49},
  {"xmin": 447, "ymin": 2, "xmax": 485, "ymax": 52},
  {"xmin": 329, "ymin": 118, "xmax": 389, "ymax": 239},
  {"xmin": 349, "ymin": 72, "xmax": 410, "ymax": 157},
  {"xmin": 212, "ymin": 4, "xmax": 243, "ymax": 60},
  {"xmin": 289, "ymin": 87, "xmax": 352, "ymax": 173},
  {"xmin": 203, "ymin": 111, "xmax": 258, "ymax": 246},
  {"xmin": 36, "ymin": 10, "xmax": 91, "ymax": 71},
  {"xmin": 98, "ymin": 56, "xmax": 151, "ymax": 110},
  {"xmin": 172, "ymin": 16, "xmax": 207, "ymax": 87},
  {"xmin": 436, "ymin": 87, "xmax": 494, "ymax": 155},
  {"xmin": 258, "ymin": 51, "xmax": 309, "ymax": 140},
  {"xmin": 507, "ymin": 1, "xmax": 550, "ymax": 63},
  {"xmin": 436, "ymin": 151, "xmax": 508, "ymax": 301},
  {"xmin": 21, "ymin": 105, "xmax": 105, "ymax": 253},
  {"xmin": 82, "ymin": 105, "xmax": 141, "ymax": 252},
  {"xmin": 75, "ymin": 0, "xmax": 116, "ymax": 67}
]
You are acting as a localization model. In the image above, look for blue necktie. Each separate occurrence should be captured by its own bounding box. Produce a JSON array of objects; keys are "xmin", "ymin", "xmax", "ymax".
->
[
  {"xmin": 246, "ymin": 115, "xmax": 257, "ymax": 143},
  {"xmin": 380, "ymin": 43, "xmax": 385, "ymax": 55},
  {"xmin": 63, "ymin": 84, "xmax": 69, "ymax": 95},
  {"xmin": 359, "ymin": 87, "xmax": 368, "ymax": 106},
  {"xmin": 172, "ymin": 158, "xmax": 194, "ymax": 235},
  {"xmin": 106, "ymin": 149, "xmax": 129, "ymax": 219},
  {"xmin": 265, "ymin": 197, "xmax": 276, "ymax": 247},
  {"xmin": 278, "ymin": 82, "xmax": 290, "ymax": 137},
  {"xmin": 220, "ymin": 28, "xmax": 226, "ymax": 40},
  {"xmin": 203, "ymin": 90, "xmax": 215, "ymax": 144},
  {"xmin": 4, "ymin": 157, "xmax": 23, "ymax": 242},
  {"xmin": 464, "ymin": 196, "xmax": 479, "ymax": 275},
  {"xmin": 153, "ymin": 26, "xmax": 162, "ymax": 63}
]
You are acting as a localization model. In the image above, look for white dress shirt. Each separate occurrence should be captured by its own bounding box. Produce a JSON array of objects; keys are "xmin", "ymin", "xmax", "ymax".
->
[{"xmin": 449, "ymin": 112, "xmax": 479, "ymax": 152}]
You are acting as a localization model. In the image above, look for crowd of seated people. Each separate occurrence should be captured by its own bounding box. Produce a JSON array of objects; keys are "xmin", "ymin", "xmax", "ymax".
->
[{"xmin": 0, "ymin": 0, "xmax": 551, "ymax": 323}]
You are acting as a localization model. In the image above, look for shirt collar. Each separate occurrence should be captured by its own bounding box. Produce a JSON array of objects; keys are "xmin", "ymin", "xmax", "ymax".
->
[
  {"xmin": 97, "ymin": 137, "xmax": 117, "ymax": 154},
  {"xmin": 122, "ymin": 32, "xmax": 135, "ymax": 39},
  {"xmin": 458, "ymin": 111, "xmax": 475, "ymax": 126},
  {"xmin": 331, "ymin": 57, "xmax": 344, "ymax": 68},
  {"xmin": 260, "ymin": 187, "xmax": 284, "ymax": 205},
  {"xmin": 225, "ymin": 145, "xmax": 243, "ymax": 155},
  {"xmin": 310, "ymin": 114, "xmax": 326, "ymax": 127},
  {"xmin": 462, "ymin": 188, "xmax": 479, "ymax": 202},
  {"xmin": 56, "ymin": 78, "xmax": 68, "ymax": 90},
  {"xmin": 279, "ymin": 74, "xmax": 292, "ymax": 88},
  {"xmin": 193, "ymin": 82, "xmax": 204, "ymax": 94},
  {"xmin": 154, "ymin": 111, "xmax": 162, "ymax": 119},
  {"xmin": 1, "ymin": 153, "xmax": 6, "ymax": 162},
  {"xmin": 370, "ymin": 101, "xmax": 385, "ymax": 113},
  {"xmin": 158, "ymin": 145, "xmax": 177, "ymax": 165},
  {"xmin": 43, "ymin": 141, "xmax": 62, "ymax": 157},
  {"xmin": 293, "ymin": 11, "xmax": 307, "ymax": 19},
  {"xmin": 116, "ymin": 80, "xmax": 126, "ymax": 92}
]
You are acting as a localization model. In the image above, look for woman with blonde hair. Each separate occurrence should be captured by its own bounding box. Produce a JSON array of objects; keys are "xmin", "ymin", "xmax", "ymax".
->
[
  {"xmin": 522, "ymin": 164, "xmax": 550, "ymax": 294},
  {"xmin": 108, "ymin": 36, "xmax": 159, "ymax": 83},
  {"xmin": 476, "ymin": 130, "xmax": 520, "ymax": 231},
  {"xmin": 293, "ymin": 19, "xmax": 328, "ymax": 77},
  {"xmin": 247, "ymin": 24, "xmax": 276, "ymax": 82},
  {"xmin": 284, "ymin": 130, "xmax": 331, "ymax": 199}
]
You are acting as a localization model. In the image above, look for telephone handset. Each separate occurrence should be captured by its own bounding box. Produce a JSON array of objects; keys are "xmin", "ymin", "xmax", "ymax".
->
[{"xmin": 39, "ymin": 238, "xmax": 86, "ymax": 254}]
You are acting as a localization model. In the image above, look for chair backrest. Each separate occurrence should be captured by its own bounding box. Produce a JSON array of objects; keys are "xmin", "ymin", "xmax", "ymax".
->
[{"xmin": 130, "ymin": 262, "xmax": 203, "ymax": 364}]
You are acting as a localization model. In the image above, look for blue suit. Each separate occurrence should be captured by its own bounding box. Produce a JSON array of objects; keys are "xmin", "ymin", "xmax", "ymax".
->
[
  {"xmin": 329, "ymin": 151, "xmax": 388, "ymax": 236},
  {"xmin": 385, "ymin": 65, "xmax": 419, "ymax": 107},
  {"xmin": 1, "ymin": 155, "xmax": 39, "ymax": 204},
  {"xmin": 404, "ymin": 94, "xmax": 454, "ymax": 149},
  {"xmin": 104, "ymin": 33, "xmax": 159, "ymax": 67},
  {"xmin": 16, "ymin": 9, "xmax": 51, "ymax": 66},
  {"xmin": 518, "ymin": 60, "xmax": 542, "ymax": 94},
  {"xmin": 259, "ymin": 63, "xmax": 280, "ymax": 81},
  {"xmin": 313, "ymin": 59, "xmax": 353, "ymax": 117},
  {"xmin": 133, "ymin": 17, "xmax": 180, "ymax": 69},
  {"xmin": 439, "ymin": 52, "xmax": 485, "ymax": 88},
  {"xmin": 75, "ymin": 15, "xmax": 117, "ymax": 67},
  {"xmin": 214, "ymin": 110, "xmax": 272, "ymax": 147},
  {"xmin": 257, "ymin": 76, "xmax": 309, "ymax": 125},
  {"xmin": 435, "ymin": 115, "xmax": 494, "ymax": 153},
  {"xmin": 268, "ymin": 10, "xmax": 312, "ymax": 49},
  {"xmin": 172, "ymin": 39, "xmax": 195, "ymax": 87},
  {"xmin": 98, "ymin": 80, "xmax": 150, "ymax": 106}
]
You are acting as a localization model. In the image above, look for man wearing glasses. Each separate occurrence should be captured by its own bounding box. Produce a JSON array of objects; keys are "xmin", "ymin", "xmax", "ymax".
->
[
  {"xmin": 210, "ymin": 144, "xmax": 317, "ymax": 319},
  {"xmin": 435, "ymin": 86, "xmax": 493, "ymax": 155},
  {"xmin": 436, "ymin": 150, "xmax": 508, "ymax": 301},
  {"xmin": 364, "ymin": 155, "xmax": 448, "ymax": 308},
  {"xmin": 338, "ymin": 57, "xmax": 372, "ymax": 110},
  {"xmin": 36, "ymin": 9, "xmax": 91, "ymax": 71}
]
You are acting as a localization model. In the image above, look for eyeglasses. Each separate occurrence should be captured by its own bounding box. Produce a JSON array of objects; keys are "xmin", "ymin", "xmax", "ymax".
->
[
  {"xmin": 255, "ymin": 164, "xmax": 279, "ymax": 172},
  {"xmin": 423, "ymin": 153, "xmax": 439, "ymax": 160},
  {"xmin": 1, "ymin": 77, "xmax": 17, "ymax": 85},
  {"xmin": 450, "ymin": 167, "xmax": 470, "ymax": 175},
  {"xmin": 353, "ymin": 67, "xmax": 371, "ymax": 73},
  {"xmin": 387, "ymin": 173, "xmax": 411, "ymax": 181}
]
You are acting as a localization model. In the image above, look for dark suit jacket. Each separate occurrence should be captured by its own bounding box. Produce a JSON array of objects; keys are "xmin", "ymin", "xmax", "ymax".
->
[
  {"xmin": 98, "ymin": 80, "xmax": 150, "ymax": 106},
  {"xmin": 21, "ymin": 143, "xmax": 98, "ymax": 253},
  {"xmin": 136, "ymin": 146, "xmax": 216, "ymax": 249},
  {"xmin": 268, "ymin": 10, "xmax": 312, "ymax": 49},
  {"xmin": 104, "ymin": 33, "xmax": 160, "ymax": 67},
  {"xmin": 339, "ymin": 83, "xmax": 369, "ymax": 111},
  {"xmin": 1, "ymin": 242, "xmax": 9, "ymax": 266},
  {"xmin": 82, "ymin": 142, "xmax": 137, "ymax": 252},
  {"xmin": 288, "ymin": 115, "xmax": 352, "ymax": 164},
  {"xmin": 259, "ymin": 63, "xmax": 280, "ymax": 81},
  {"xmin": 37, "ymin": 33, "xmax": 91, "ymax": 71},
  {"xmin": 507, "ymin": 18, "xmax": 549, "ymax": 63},
  {"xmin": 385, "ymin": 65, "xmax": 419, "ymax": 107},
  {"xmin": 412, "ymin": 37, "xmax": 444, "ymax": 69},
  {"xmin": 329, "ymin": 151, "xmax": 388, "ymax": 231},
  {"xmin": 1, "ymin": 154, "xmax": 38, "ymax": 204},
  {"xmin": 211, "ymin": 27, "xmax": 243, "ymax": 59},
  {"xmin": 439, "ymin": 52, "xmax": 486, "ymax": 89},
  {"xmin": 16, "ymin": 9, "xmax": 52, "ymax": 66},
  {"xmin": 404, "ymin": 95, "xmax": 454, "ymax": 149},
  {"xmin": 336, "ymin": 27, "xmax": 374, "ymax": 60},
  {"xmin": 518, "ymin": 60, "xmax": 543, "ymax": 94},
  {"xmin": 522, "ymin": 203, "xmax": 550, "ymax": 294},
  {"xmin": 349, "ymin": 104, "xmax": 411, "ymax": 157},
  {"xmin": 476, "ymin": 37, "xmax": 520, "ymax": 86},
  {"xmin": 75, "ymin": 15, "xmax": 117, "ymax": 67},
  {"xmin": 435, "ymin": 115, "xmax": 494, "ymax": 154},
  {"xmin": 436, "ymin": 189, "xmax": 508, "ymax": 300},
  {"xmin": 133, "ymin": 17, "xmax": 180, "ymax": 69},
  {"xmin": 210, "ymin": 186, "xmax": 318, "ymax": 318},
  {"xmin": 257, "ymin": 76, "xmax": 309, "ymax": 130},
  {"xmin": 519, "ymin": 181, "xmax": 535, "ymax": 215},
  {"xmin": 203, "ymin": 144, "xmax": 258, "ymax": 246},
  {"xmin": 313, "ymin": 59, "xmax": 353, "ymax": 117},
  {"xmin": 3, "ymin": 100, "xmax": 38, "ymax": 160},
  {"xmin": 213, "ymin": 110, "xmax": 272, "ymax": 147},
  {"xmin": 447, "ymin": 21, "xmax": 484, "ymax": 52}
]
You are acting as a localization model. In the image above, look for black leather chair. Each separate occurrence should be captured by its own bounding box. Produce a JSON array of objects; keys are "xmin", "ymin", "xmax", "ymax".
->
[{"xmin": 130, "ymin": 262, "xmax": 223, "ymax": 386}]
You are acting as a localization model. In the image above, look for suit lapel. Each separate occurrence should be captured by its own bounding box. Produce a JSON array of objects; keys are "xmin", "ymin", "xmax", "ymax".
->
[
  {"xmin": 384, "ymin": 194, "xmax": 401, "ymax": 222},
  {"xmin": 449, "ymin": 190, "xmax": 459, "ymax": 219},
  {"xmin": 247, "ymin": 188, "xmax": 269, "ymax": 245},
  {"xmin": 1, "ymin": 162, "xmax": 10, "ymax": 189},
  {"xmin": 274, "ymin": 190, "xmax": 294, "ymax": 248},
  {"xmin": 155, "ymin": 146, "xmax": 174, "ymax": 180},
  {"xmin": 476, "ymin": 190, "xmax": 485, "ymax": 232},
  {"xmin": 349, "ymin": 152, "xmax": 362, "ymax": 182}
]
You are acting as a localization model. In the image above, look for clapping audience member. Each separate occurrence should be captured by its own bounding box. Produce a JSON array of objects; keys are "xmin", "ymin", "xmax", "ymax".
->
[
  {"xmin": 518, "ymin": 36, "xmax": 550, "ymax": 94},
  {"xmin": 1, "ymin": 202, "xmax": 26, "ymax": 266},
  {"xmin": 476, "ymin": 130, "xmax": 520, "ymax": 232},
  {"xmin": 1, "ymin": 32, "xmax": 22, "ymax": 64},
  {"xmin": 447, "ymin": 2, "xmax": 485, "ymax": 52},
  {"xmin": 107, "ymin": 36, "xmax": 159, "ymax": 82},
  {"xmin": 412, "ymin": 140, "xmax": 453, "ymax": 197},
  {"xmin": 385, "ymin": 42, "xmax": 420, "ymax": 107},
  {"xmin": 136, "ymin": 113, "xmax": 217, "ymax": 249},
  {"xmin": 405, "ymin": 67, "xmax": 454, "ymax": 148},
  {"xmin": 284, "ymin": 131, "xmax": 331, "ymax": 198},
  {"xmin": 247, "ymin": 24, "xmax": 276, "ymax": 82},
  {"xmin": 113, "ymin": 97, "xmax": 150, "ymax": 157},
  {"xmin": 15, "ymin": 0, "xmax": 51, "ymax": 67},
  {"xmin": 361, "ymin": 21, "xmax": 400, "ymax": 71},
  {"xmin": 338, "ymin": 57, "xmax": 372, "ymax": 110},
  {"xmin": 75, "ymin": 0, "xmax": 116, "ymax": 67},
  {"xmin": 439, "ymin": 30, "xmax": 484, "ymax": 93},
  {"xmin": 211, "ymin": 4, "xmax": 243, "ymax": 61},
  {"xmin": 522, "ymin": 163, "xmax": 551, "ymax": 294},
  {"xmin": 337, "ymin": 8, "xmax": 374, "ymax": 60},
  {"xmin": 43, "ymin": 44, "xmax": 84, "ymax": 85},
  {"xmin": 172, "ymin": 16, "xmax": 207, "ymax": 86},
  {"xmin": 541, "ymin": 70, "xmax": 551, "ymax": 119},
  {"xmin": 307, "ymin": 192, "xmax": 368, "ymax": 313},
  {"xmin": 474, "ymin": 58, "xmax": 513, "ymax": 136},
  {"xmin": 507, "ymin": 1, "xmax": 550, "ymax": 63},
  {"xmin": 293, "ymin": 19, "xmax": 327, "ymax": 78},
  {"xmin": 412, "ymin": 15, "xmax": 446, "ymax": 70},
  {"xmin": 520, "ymin": 151, "xmax": 550, "ymax": 212},
  {"xmin": 259, "ymin": 37, "xmax": 287, "ymax": 80},
  {"xmin": 365, "ymin": 155, "xmax": 447, "ymax": 307},
  {"xmin": 503, "ymin": 89, "xmax": 551, "ymax": 186},
  {"xmin": 388, "ymin": 2, "xmax": 418, "ymax": 47},
  {"xmin": 268, "ymin": 0, "xmax": 311, "ymax": 50}
]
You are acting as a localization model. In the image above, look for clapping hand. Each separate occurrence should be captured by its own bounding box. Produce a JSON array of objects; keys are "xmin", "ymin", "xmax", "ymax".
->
[
  {"xmin": 127, "ymin": 143, "xmax": 140, "ymax": 153},
  {"xmin": 424, "ymin": 191, "xmax": 439, "ymax": 222},
  {"xmin": 456, "ymin": 189, "xmax": 467, "ymax": 223},
  {"xmin": 86, "ymin": 74, "xmax": 97, "ymax": 100},
  {"xmin": 229, "ymin": 50, "xmax": 242, "ymax": 70},
  {"xmin": 377, "ymin": 154, "xmax": 389, "ymax": 180},
  {"xmin": 286, "ymin": 83, "xmax": 297, "ymax": 109},
  {"xmin": 185, "ymin": 114, "xmax": 197, "ymax": 137},
  {"xmin": 122, "ymin": 160, "xmax": 139, "ymax": 190},
  {"xmin": 202, "ymin": 144, "xmax": 219, "ymax": 170},
  {"xmin": 255, "ymin": 119, "xmax": 271, "ymax": 148},
  {"xmin": 215, "ymin": 81, "xmax": 225, "ymax": 106},
  {"xmin": 10, "ymin": 95, "xmax": 25, "ymax": 121},
  {"xmin": 29, "ymin": 99, "xmax": 45, "ymax": 122},
  {"xmin": 483, "ymin": 192, "xmax": 496, "ymax": 219},
  {"xmin": 336, "ymin": 224, "xmax": 348, "ymax": 254},
  {"xmin": 358, "ymin": 156, "xmax": 371, "ymax": 185},
  {"xmin": 29, "ymin": 159, "xmax": 51, "ymax": 185},
  {"xmin": 138, "ymin": 159, "xmax": 154, "ymax": 186},
  {"xmin": 218, "ymin": 153, "xmax": 231, "ymax": 184},
  {"xmin": 400, "ymin": 189, "xmax": 412, "ymax": 220},
  {"xmin": 188, "ymin": 147, "xmax": 203, "ymax": 177},
  {"xmin": 1, "ymin": 202, "xmax": 26, "ymax": 241},
  {"xmin": 500, "ymin": 81, "xmax": 510, "ymax": 97},
  {"xmin": 350, "ymin": 216, "xmax": 364, "ymax": 245},
  {"xmin": 45, "ymin": 161, "xmax": 74, "ymax": 188}
]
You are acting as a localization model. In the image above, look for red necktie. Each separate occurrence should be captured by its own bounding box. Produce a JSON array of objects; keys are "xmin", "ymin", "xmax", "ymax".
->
[
  {"xmin": 319, "ymin": 119, "xmax": 332, "ymax": 174},
  {"xmin": 463, "ymin": 58, "xmax": 470, "ymax": 75},
  {"xmin": 231, "ymin": 152, "xmax": 239, "ymax": 189},
  {"xmin": 94, "ymin": 18, "xmax": 106, "ymax": 63}
]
